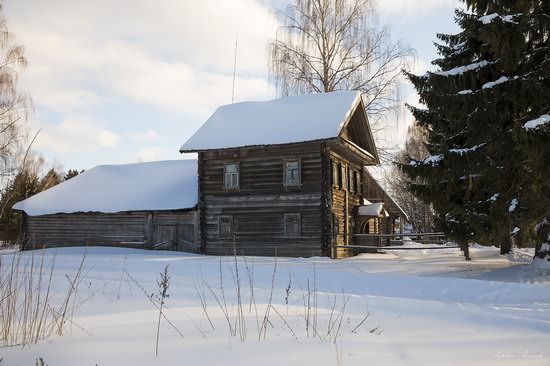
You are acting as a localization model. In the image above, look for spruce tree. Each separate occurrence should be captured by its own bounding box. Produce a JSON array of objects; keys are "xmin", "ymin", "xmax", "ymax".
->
[{"xmin": 402, "ymin": 0, "xmax": 550, "ymax": 260}]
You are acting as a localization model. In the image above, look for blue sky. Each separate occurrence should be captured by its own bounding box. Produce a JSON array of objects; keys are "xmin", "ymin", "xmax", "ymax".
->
[{"xmin": 5, "ymin": 0, "xmax": 460, "ymax": 171}]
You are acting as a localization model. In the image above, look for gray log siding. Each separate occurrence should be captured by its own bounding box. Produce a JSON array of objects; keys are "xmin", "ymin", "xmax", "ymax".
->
[
  {"xmin": 199, "ymin": 143, "xmax": 325, "ymax": 257},
  {"xmin": 198, "ymin": 139, "xmax": 375, "ymax": 258},
  {"xmin": 23, "ymin": 210, "xmax": 197, "ymax": 252}
]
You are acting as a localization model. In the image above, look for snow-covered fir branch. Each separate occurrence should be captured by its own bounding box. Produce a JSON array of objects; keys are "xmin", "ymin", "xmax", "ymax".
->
[
  {"xmin": 524, "ymin": 114, "xmax": 550, "ymax": 129},
  {"xmin": 449, "ymin": 143, "xmax": 486, "ymax": 155},
  {"xmin": 478, "ymin": 13, "xmax": 522, "ymax": 25},
  {"xmin": 433, "ymin": 60, "xmax": 494, "ymax": 77}
]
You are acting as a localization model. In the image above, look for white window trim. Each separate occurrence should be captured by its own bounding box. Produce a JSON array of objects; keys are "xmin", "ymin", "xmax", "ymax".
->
[
  {"xmin": 284, "ymin": 213, "xmax": 301, "ymax": 238},
  {"xmin": 223, "ymin": 162, "xmax": 240, "ymax": 189},
  {"xmin": 218, "ymin": 215, "xmax": 233, "ymax": 239}
]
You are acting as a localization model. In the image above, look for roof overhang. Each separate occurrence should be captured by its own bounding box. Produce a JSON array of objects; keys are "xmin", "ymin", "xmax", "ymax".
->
[{"xmin": 358, "ymin": 202, "xmax": 386, "ymax": 218}]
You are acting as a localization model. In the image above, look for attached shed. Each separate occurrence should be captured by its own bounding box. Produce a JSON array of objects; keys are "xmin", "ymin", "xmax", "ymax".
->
[
  {"xmin": 356, "ymin": 167, "xmax": 409, "ymax": 246},
  {"xmin": 13, "ymin": 160, "xmax": 199, "ymax": 252}
]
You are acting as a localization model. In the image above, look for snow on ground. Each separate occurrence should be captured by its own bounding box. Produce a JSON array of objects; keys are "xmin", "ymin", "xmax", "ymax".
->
[{"xmin": 1, "ymin": 244, "xmax": 549, "ymax": 366}]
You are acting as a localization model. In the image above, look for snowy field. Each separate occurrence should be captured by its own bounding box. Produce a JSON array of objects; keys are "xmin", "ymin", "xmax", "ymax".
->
[{"xmin": 1, "ymin": 244, "xmax": 549, "ymax": 366}]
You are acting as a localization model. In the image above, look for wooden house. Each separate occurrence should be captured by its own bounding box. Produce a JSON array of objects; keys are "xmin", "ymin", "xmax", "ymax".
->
[
  {"xmin": 14, "ymin": 91, "xmax": 408, "ymax": 258},
  {"xmin": 14, "ymin": 160, "xmax": 199, "ymax": 251},
  {"xmin": 180, "ymin": 91, "xmax": 405, "ymax": 257}
]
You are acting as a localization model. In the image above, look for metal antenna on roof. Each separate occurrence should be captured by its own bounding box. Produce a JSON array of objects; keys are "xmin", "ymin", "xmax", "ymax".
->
[{"xmin": 231, "ymin": 37, "xmax": 238, "ymax": 104}]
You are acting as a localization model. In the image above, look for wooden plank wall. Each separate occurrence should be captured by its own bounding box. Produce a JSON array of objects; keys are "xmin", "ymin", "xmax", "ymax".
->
[
  {"xmin": 199, "ymin": 143, "xmax": 324, "ymax": 257},
  {"xmin": 325, "ymin": 144, "xmax": 365, "ymax": 258},
  {"xmin": 23, "ymin": 210, "xmax": 197, "ymax": 252}
]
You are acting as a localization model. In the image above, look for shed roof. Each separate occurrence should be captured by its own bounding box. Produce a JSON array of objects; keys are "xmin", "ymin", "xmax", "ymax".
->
[
  {"xmin": 358, "ymin": 202, "xmax": 385, "ymax": 217},
  {"xmin": 13, "ymin": 160, "xmax": 198, "ymax": 216},
  {"xmin": 180, "ymin": 91, "xmax": 364, "ymax": 152}
]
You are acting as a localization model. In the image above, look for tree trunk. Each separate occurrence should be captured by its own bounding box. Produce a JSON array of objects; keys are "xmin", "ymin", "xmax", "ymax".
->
[
  {"xmin": 534, "ymin": 219, "xmax": 550, "ymax": 261},
  {"xmin": 459, "ymin": 241, "xmax": 471, "ymax": 261},
  {"xmin": 499, "ymin": 221, "xmax": 512, "ymax": 255}
]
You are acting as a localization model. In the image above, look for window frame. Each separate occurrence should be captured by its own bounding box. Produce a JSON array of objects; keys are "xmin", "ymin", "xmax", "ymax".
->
[
  {"xmin": 283, "ymin": 159, "xmax": 301, "ymax": 187},
  {"xmin": 223, "ymin": 162, "xmax": 240, "ymax": 189},
  {"xmin": 337, "ymin": 163, "xmax": 343, "ymax": 189},
  {"xmin": 218, "ymin": 215, "xmax": 234, "ymax": 239},
  {"xmin": 284, "ymin": 213, "xmax": 301, "ymax": 238},
  {"xmin": 338, "ymin": 163, "xmax": 347, "ymax": 191},
  {"xmin": 348, "ymin": 168, "xmax": 354, "ymax": 193},
  {"xmin": 332, "ymin": 161, "xmax": 339, "ymax": 187}
]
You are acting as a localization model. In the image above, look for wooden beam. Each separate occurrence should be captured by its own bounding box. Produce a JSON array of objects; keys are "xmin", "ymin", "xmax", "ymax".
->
[{"xmin": 145, "ymin": 214, "xmax": 154, "ymax": 250}]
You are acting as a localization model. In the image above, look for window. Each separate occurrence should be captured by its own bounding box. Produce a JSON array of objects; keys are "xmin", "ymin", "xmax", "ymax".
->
[
  {"xmin": 355, "ymin": 171, "xmax": 361, "ymax": 195},
  {"xmin": 218, "ymin": 216, "xmax": 233, "ymax": 238},
  {"xmin": 348, "ymin": 168, "xmax": 354, "ymax": 193},
  {"xmin": 332, "ymin": 162, "xmax": 339, "ymax": 187},
  {"xmin": 224, "ymin": 163, "xmax": 239, "ymax": 189},
  {"xmin": 337, "ymin": 163, "xmax": 343, "ymax": 189},
  {"xmin": 284, "ymin": 160, "xmax": 301, "ymax": 187},
  {"xmin": 338, "ymin": 163, "xmax": 346, "ymax": 190},
  {"xmin": 350, "ymin": 170, "xmax": 358, "ymax": 194},
  {"xmin": 284, "ymin": 214, "xmax": 301, "ymax": 238}
]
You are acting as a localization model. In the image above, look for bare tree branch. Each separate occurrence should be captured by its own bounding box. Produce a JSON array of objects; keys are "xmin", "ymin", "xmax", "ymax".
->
[{"xmin": 269, "ymin": 0, "xmax": 415, "ymax": 158}]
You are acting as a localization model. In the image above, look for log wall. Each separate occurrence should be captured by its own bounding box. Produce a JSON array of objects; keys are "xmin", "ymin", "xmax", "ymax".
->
[
  {"xmin": 23, "ymin": 210, "xmax": 197, "ymax": 252},
  {"xmin": 199, "ymin": 143, "xmax": 324, "ymax": 257},
  {"xmin": 324, "ymin": 142, "xmax": 368, "ymax": 258}
]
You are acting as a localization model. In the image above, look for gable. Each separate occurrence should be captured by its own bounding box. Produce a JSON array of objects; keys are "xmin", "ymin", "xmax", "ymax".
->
[{"xmin": 337, "ymin": 98, "xmax": 379, "ymax": 163}]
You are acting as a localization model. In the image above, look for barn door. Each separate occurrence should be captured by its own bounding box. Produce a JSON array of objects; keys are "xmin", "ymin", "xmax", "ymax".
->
[{"xmin": 153, "ymin": 225, "xmax": 177, "ymax": 249}]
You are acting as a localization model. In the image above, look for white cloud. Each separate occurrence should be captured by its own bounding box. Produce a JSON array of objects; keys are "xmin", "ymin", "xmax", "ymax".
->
[
  {"xmin": 1, "ymin": 0, "xmax": 281, "ymax": 168},
  {"xmin": 2, "ymin": 0, "xmax": 451, "ymax": 168},
  {"xmin": 33, "ymin": 116, "xmax": 120, "ymax": 153},
  {"xmin": 136, "ymin": 147, "xmax": 170, "ymax": 162},
  {"xmin": 7, "ymin": 0, "xmax": 277, "ymax": 115},
  {"xmin": 132, "ymin": 130, "xmax": 160, "ymax": 142}
]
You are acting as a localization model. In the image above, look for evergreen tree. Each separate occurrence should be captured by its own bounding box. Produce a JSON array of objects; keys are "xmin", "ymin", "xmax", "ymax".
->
[
  {"xmin": 38, "ymin": 168, "xmax": 62, "ymax": 191},
  {"xmin": 0, "ymin": 168, "xmax": 39, "ymax": 243},
  {"xmin": 64, "ymin": 169, "xmax": 81, "ymax": 181},
  {"xmin": 402, "ymin": 0, "xmax": 550, "ymax": 260}
]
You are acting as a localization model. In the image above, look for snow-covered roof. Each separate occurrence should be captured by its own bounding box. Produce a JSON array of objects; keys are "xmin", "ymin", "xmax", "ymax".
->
[
  {"xmin": 180, "ymin": 91, "xmax": 362, "ymax": 152},
  {"xmin": 13, "ymin": 160, "xmax": 198, "ymax": 216},
  {"xmin": 358, "ymin": 202, "xmax": 385, "ymax": 217}
]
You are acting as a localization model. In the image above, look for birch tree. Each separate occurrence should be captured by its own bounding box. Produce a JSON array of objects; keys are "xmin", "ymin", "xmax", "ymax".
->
[
  {"xmin": 269, "ymin": 0, "xmax": 413, "ymax": 122},
  {"xmin": 0, "ymin": 2, "xmax": 30, "ymax": 178}
]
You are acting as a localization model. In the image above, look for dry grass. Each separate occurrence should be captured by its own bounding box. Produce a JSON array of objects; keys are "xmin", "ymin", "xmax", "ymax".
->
[
  {"xmin": 0, "ymin": 248, "xmax": 89, "ymax": 347},
  {"xmin": 188, "ymin": 254, "xmax": 374, "ymax": 344}
]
